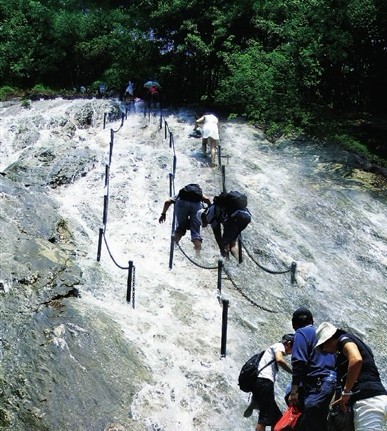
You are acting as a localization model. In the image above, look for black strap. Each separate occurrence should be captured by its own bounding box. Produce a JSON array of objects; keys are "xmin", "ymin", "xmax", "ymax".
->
[{"xmin": 257, "ymin": 350, "xmax": 277, "ymax": 377}]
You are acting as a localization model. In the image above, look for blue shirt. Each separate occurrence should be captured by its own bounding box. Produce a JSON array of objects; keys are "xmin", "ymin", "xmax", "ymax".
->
[{"xmin": 291, "ymin": 324, "xmax": 336, "ymax": 385}]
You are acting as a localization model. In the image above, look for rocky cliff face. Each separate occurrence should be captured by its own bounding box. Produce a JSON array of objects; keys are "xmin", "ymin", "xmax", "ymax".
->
[{"xmin": 0, "ymin": 99, "xmax": 150, "ymax": 431}]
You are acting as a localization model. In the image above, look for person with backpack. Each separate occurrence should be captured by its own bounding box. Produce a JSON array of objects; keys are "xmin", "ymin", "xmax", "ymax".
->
[
  {"xmin": 315, "ymin": 322, "xmax": 387, "ymax": 431},
  {"xmin": 242, "ymin": 334, "xmax": 295, "ymax": 430},
  {"xmin": 197, "ymin": 190, "xmax": 251, "ymax": 259},
  {"xmin": 289, "ymin": 308, "xmax": 337, "ymax": 431},
  {"xmin": 159, "ymin": 183, "xmax": 211, "ymax": 255}
]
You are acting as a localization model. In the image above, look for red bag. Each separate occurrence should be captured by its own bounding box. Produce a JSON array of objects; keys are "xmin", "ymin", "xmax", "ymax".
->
[{"xmin": 273, "ymin": 406, "xmax": 302, "ymax": 431}]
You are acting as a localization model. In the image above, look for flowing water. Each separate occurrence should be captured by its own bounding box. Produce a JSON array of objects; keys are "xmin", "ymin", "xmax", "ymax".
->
[{"xmin": 1, "ymin": 98, "xmax": 386, "ymax": 430}]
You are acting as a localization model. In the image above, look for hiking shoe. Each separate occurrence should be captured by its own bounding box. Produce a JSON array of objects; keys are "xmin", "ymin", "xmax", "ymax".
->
[
  {"xmin": 243, "ymin": 405, "xmax": 254, "ymax": 418},
  {"xmin": 243, "ymin": 400, "xmax": 259, "ymax": 418}
]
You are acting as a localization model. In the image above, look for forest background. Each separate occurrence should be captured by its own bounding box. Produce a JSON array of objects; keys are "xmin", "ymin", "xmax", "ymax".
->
[{"xmin": 0, "ymin": 0, "xmax": 386, "ymax": 164}]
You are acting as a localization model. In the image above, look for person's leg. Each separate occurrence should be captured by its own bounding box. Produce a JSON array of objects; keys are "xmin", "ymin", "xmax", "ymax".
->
[
  {"xmin": 202, "ymin": 138, "xmax": 207, "ymax": 153},
  {"xmin": 297, "ymin": 379, "xmax": 335, "ymax": 431},
  {"xmin": 209, "ymin": 138, "xmax": 217, "ymax": 166},
  {"xmin": 230, "ymin": 240, "xmax": 239, "ymax": 259},
  {"xmin": 353, "ymin": 395, "xmax": 387, "ymax": 431},
  {"xmin": 244, "ymin": 394, "xmax": 260, "ymax": 418},
  {"xmin": 256, "ymin": 380, "xmax": 279, "ymax": 431},
  {"xmin": 174, "ymin": 200, "xmax": 190, "ymax": 243},
  {"xmin": 189, "ymin": 202, "xmax": 203, "ymax": 254}
]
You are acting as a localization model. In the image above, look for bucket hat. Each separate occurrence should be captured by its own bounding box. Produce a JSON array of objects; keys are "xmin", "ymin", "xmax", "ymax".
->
[{"xmin": 315, "ymin": 322, "xmax": 338, "ymax": 348}]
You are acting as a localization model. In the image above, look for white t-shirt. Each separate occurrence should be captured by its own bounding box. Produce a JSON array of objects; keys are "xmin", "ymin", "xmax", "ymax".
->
[
  {"xmin": 257, "ymin": 342, "xmax": 285, "ymax": 382},
  {"xmin": 197, "ymin": 114, "xmax": 219, "ymax": 140}
]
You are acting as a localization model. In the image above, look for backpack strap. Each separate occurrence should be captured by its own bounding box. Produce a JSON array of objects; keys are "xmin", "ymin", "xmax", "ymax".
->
[{"xmin": 257, "ymin": 348, "xmax": 278, "ymax": 376}]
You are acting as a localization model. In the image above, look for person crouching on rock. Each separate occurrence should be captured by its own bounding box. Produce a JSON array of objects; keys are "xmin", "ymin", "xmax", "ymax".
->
[{"xmin": 159, "ymin": 183, "xmax": 211, "ymax": 256}]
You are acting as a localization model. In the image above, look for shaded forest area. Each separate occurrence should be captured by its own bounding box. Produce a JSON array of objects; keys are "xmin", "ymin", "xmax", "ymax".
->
[{"xmin": 1, "ymin": 0, "xmax": 386, "ymax": 163}]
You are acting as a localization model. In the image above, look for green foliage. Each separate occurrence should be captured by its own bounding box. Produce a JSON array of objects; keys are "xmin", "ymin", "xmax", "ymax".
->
[
  {"xmin": 0, "ymin": 0, "xmax": 385, "ymax": 163},
  {"xmin": 0, "ymin": 86, "xmax": 23, "ymax": 101},
  {"xmin": 335, "ymin": 134, "xmax": 370, "ymax": 156}
]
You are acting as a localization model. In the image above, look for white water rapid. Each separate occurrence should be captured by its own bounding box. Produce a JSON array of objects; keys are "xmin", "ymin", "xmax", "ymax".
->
[{"xmin": 1, "ymin": 98, "xmax": 386, "ymax": 431}]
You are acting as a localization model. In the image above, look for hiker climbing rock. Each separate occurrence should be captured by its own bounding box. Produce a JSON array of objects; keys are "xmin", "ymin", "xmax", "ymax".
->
[
  {"xmin": 197, "ymin": 190, "xmax": 251, "ymax": 259},
  {"xmin": 159, "ymin": 184, "xmax": 211, "ymax": 255},
  {"xmin": 315, "ymin": 321, "xmax": 387, "ymax": 431},
  {"xmin": 241, "ymin": 334, "xmax": 294, "ymax": 430},
  {"xmin": 194, "ymin": 113, "xmax": 219, "ymax": 167},
  {"xmin": 289, "ymin": 308, "xmax": 336, "ymax": 431}
]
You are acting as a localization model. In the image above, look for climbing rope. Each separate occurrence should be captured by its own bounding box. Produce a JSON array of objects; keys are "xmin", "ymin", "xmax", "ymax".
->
[{"xmin": 222, "ymin": 265, "xmax": 277, "ymax": 313}]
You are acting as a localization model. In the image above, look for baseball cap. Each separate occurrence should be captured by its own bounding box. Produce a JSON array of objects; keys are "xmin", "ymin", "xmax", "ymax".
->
[
  {"xmin": 292, "ymin": 307, "xmax": 313, "ymax": 320},
  {"xmin": 292, "ymin": 307, "xmax": 314, "ymax": 328}
]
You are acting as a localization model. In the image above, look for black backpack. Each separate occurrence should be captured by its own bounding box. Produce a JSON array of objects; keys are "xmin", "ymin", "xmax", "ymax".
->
[
  {"xmin": 238, "ymin": 350, "xmax": 276, "ymax": 393},
  {"xmin": 178, "ymin": 184, "xmax": 203, "ymax": 202},
  {"xmin": 214, "ymin": 190, "xmax": 247, "ymax": 212}
]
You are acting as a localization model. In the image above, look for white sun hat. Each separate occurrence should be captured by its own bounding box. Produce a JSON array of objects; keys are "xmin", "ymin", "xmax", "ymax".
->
[{"xmin": 315, "ymin": 322, "xmax": 338, "ymax": 348}]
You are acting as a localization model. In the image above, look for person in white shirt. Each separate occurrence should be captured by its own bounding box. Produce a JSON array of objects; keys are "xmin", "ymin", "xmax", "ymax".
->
[
  {"xmin": 244, "ymin": 334, "xmax": 294, "ymax": 431},
  {"xmin": 195, "ymin": 113, "xmax": 219, "ymax": 167}
]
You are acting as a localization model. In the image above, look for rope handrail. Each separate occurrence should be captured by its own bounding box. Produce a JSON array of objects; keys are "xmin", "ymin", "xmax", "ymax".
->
[
  {"xmin": 103, "ymin": 230, "xmax": 130, "ymax": 270},
  {"xmin": 222, "ymin": 266, "xmax": 277, "ymax": 313},
  {"xmin": 242, "ymin": 242, "xmax": 293, "ymax": 275},
  {"xmin": 176, "ymin": 243, "xmax": 218, "ymax": 270}
]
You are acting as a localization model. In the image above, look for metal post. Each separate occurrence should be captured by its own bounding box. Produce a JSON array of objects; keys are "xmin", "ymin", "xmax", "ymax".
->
[
  {"xmin": 102, "ymin": 194, "xmax": 108, "ymax": 225},
  {"xmin": 165, "ymin": 121, "xmax": 168, "ymax": 140},
  {"xmin": 97, "ymin": 227, "xmax": 104, "ymax": 261},
  {"xmin": 217, "ymin": 259, "xmax": 223, "ymax": 294},
  {"xmin": 218, "ymin": 144, "xmax": 222, "ymax": 167},
  {"xmin": 169, "ymin": 205, "xmax": 177, "ymax": 269},
  {"xmin": 222, "ymin": 165, "xmax": 226, "ymax": 193},
  {"xmin": 172, "ymin": 155, "xmax": 177, "ymax": 177},
  {"xmin": 103, "ymin": 112, "xmax": 107, "ymax": 129},
  {"xmin": 104, "ymin": 164, "xmax": 110, "ymax": 188},
  {"xmin": 126, "ymin": 260, "xmax": 133, "ymax": 302},
  {"xmin": 169, "ymin": 174, "xmax": 173, "ymax": 197},
  {"xmin": 168, "ymin": 235, "xmax": 175, "ymax": 270},
  {"xmin": 238, "ymin": 235, "xmax": 243, "ymax": 264},
  {"xmin": 132, "ymin": 266, "xmax": 136, "ymax": 309},
  {"xmin": 220, "ymin": 299, "xmax": 229, "ymax": 358},
  {"xmin": 291, "ymin": 262, "xmax": 297, "ymax": 284}
]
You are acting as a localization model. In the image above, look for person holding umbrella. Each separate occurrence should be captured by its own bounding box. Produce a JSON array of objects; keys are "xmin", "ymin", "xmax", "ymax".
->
[{"xmin": 144, "ymin": 80, "xmax": 161, "ymax": 108}]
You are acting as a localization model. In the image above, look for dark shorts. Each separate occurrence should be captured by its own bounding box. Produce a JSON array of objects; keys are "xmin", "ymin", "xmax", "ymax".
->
[
  {"xmin": 252, "ymin": 378, "xmax": 282, "ymax": 426},
  {"xmin": 222, "ymin": 209, "xmax": 251, "ymax": 246}
]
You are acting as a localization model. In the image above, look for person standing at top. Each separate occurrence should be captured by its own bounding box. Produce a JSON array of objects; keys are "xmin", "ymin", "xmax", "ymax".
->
[
  {"xmin": 289, "ymin": 308, "xmax": 336, "ymax": 431},
  {"xmin": 159, "ymin": 184, "xmax": 211, "ymax": 255},
  {"xmin": 315, "ymin": 321, "xmax": 387, "ymax": 430},
  {"xmin": 244, "ymin": 334, "xmax": 295, "ymax": 431},
  {"xmin": 195, "ymin": 113, "xmax": 219, "ymax": 167},
  {"xmin": 125, "ymin": 80, "xmax": 134, "ymax": 101},
  {"xmin": 148, "ymin": 85, "xmax": 160, "ymax": 108}
]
